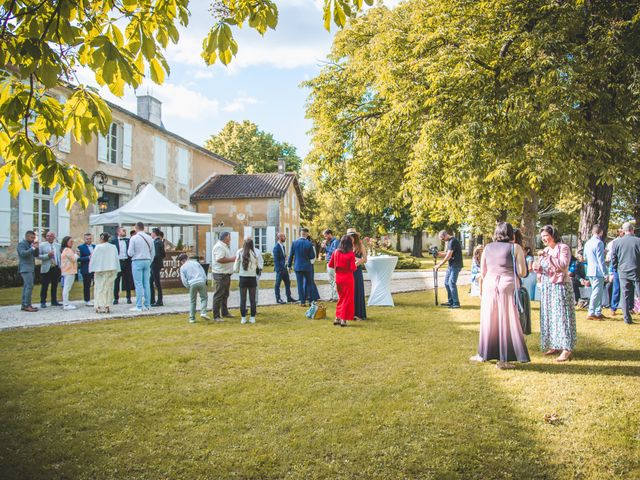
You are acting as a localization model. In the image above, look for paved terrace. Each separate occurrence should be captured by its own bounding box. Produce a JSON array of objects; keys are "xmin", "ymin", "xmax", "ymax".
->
[{"xmin": 0, "ymin": 271, "xmax": 471, "ymax": 331}]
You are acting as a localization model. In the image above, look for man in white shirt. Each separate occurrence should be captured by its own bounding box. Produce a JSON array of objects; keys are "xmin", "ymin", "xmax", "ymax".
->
[
  {"xmin": 111, "ymin": 227, "xmax": 133, "ymax": 305},
  {"xmin": 178, "ymin": 253, "xmax": 210, "ymax": 323},
  {"xmin": 211, "ymin": 232, "xmax": 236, "ymax": 320},
  {"xmin": 127, "ymin": 222, "xmax": 155, "ymax": 311},
  {"xmin": 38, "ymin": 230, "xmax": 62, "ymax": 308}
]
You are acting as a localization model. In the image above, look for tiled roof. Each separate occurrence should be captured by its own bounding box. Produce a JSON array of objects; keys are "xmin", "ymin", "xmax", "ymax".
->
[{"xmin": 191, "ymin": 173, "xmax": 303, "ymax": 206}]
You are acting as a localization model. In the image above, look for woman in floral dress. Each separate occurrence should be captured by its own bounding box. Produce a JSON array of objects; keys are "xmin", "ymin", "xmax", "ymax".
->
[{"xmin": 533, "ymin": 225, "xmax": 577, "ymax": 362}]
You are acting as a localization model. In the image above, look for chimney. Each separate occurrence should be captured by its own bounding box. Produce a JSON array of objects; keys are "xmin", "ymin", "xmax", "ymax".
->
[
  {"xmin": 137, "ymin": 95, "xmax": 163, "ymax": 127},
  {"xmin": 277, "ymin": 157, "xmax": 286, "ymax": 174}
]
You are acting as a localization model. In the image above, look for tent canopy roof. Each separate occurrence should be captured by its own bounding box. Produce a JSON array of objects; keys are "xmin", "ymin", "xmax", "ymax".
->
[{"xmin": 89, "ymin": 184, "xmax": 212, "ymax": 226}]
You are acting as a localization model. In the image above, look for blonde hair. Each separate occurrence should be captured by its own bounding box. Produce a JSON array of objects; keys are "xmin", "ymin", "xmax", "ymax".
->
[{"xmin": 472, "ymin": 245, "xmax": 484, "ymax": 264}]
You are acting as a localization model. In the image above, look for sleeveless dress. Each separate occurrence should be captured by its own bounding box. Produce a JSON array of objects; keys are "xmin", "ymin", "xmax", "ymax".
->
[
  {"xmin": 329, "ymin": 250, "xmax": 356, "ymax": 320},
  {"xmin": 354, "ymin": 252, "xmax": 367, "ymax": 319},
  {"xmin": 477, "ymin": 242, "xmax": 530, "ymax": 363}
]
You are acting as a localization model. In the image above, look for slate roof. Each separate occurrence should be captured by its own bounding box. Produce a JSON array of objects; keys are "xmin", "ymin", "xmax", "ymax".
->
[{"xmin": 190, "ymin": 173, "xmax": 304, "ymax": 207}]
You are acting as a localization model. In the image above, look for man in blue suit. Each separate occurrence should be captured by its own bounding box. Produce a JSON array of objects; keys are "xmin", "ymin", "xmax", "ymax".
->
[
  {"xmin": 584, "ymin": 224, "xmax": 607, "ymax": 320},
  {"xmin": 287, "ymin": 228, "xmax": 316, "ymax": 306},
  {"xmin": 77, "ymin": 232, "xmax": 96, "ymax": 306},
  {"xmin": 273, "ymin": 231, "xmax": 297, "ymax": 304}
]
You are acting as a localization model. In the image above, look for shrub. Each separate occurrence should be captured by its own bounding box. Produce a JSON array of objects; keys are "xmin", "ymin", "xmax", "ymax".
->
[
  {"xmin": 396, "ymin": 256, "xmax": 421, "ymax": 269},
  {"xmin": 262, "ymin": 252, "xmax": 274, "ymax": 267},
  {"xmin": 0, "ymin": 265, "xmax": 42, "ymax": 288}
]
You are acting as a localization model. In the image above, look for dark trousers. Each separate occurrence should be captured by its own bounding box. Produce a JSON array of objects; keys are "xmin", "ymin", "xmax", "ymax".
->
[
  {"xmin": 212, "ymin": 273, "xmax": 231, "ymax": 318},
  {"xmin": 82, "ymin": 272, "xmax": 93, "ymax": 302},
  {"xmin": 150, "ymin": 263, "xmax": 163, "ymax": 304},
  {"xmin": 240, "ymin": 286, "xmax": 257, "ymax": 317},
  {"xmin": 619, "ymin": 275, "xmax": 638, "ymax": 324},
  {"xmin": 114, "ymin": 259, "xmax": 132, "ymax": 301},
  {"xmin": 610, "ymin": 271, "xmax": 621, "ymax": 310},
  {"xmin": 40, "ymin": 266, "xmax": 61, "ymax": 305},
  {"xmin": 274, "ymin": 269, "xmax": 294, "ymax": 301},
  {"xmin": 295, "ymin": 270, "xmax": 313, "ymax": 304}
]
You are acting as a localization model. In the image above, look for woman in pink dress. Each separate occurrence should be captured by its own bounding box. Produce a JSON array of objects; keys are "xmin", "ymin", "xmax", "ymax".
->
[{"xmin": 471, "ymin": 222, "xmax": 530, "ymax": 369}]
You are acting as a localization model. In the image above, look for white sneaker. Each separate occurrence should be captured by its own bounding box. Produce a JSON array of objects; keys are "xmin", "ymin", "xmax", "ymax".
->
[
  {"xmin": 189, "ymin": 318, "xmax": 196, "ymax": 324},
  {"xmin": 249, "ymin": 317, "xmax": 256, "ymax": 324},
  {"xmin": 241, "ymin": 317, "xmax": 247, "ymax": 324},
  {"xmin": 63, "ymin": 304, "xmax": 76, "ymax": 310},
  {"xmin": 129, "ymin": 307, "xmax": 143, "ymax": 312},
  {"xmin": 142, "ymin": 306, "xmax": 150, "ymax": 311},
  {"xmin": 200, "ymin": 313, "xmax": 211, "ymax": 321},
  {"xmin": 86, "ymin": 301, "xmax": 94, "ymax": 307}
]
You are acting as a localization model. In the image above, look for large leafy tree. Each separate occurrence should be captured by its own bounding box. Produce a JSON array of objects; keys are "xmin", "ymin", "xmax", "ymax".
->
[
  {"xmin": 305, "ymin": 0, "xmax": 640, "ymax": 249},
  {"xmin": 0, "ymin": 0, "xmax": 369, "ymax": 209},
  {"xmin": 204, "ymin": 120, "xmax": 301, "ymax": 174}
]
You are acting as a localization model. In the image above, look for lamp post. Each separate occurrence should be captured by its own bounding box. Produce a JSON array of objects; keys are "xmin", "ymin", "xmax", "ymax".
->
[{"xmin": 91, "ymin": 171, "xmax": 109, "ymax": 214}]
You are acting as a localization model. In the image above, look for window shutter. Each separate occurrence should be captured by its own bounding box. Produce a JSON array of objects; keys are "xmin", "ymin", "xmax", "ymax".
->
[
  {"xmin": 98, "ymin": 132, "xmax": 108, "ymax": 162},
  {"xmin": 154, "ymin": 137, "xmax": 167, "ymax": 178},
  {"xmin": 244, "ymin": 226, "xmax": 252, "ymax": 241},
  {"xmin": 18, "ymin": 187, "xmax": 34, "ymax": 240},
  {"xmin": 177, "ymin": 147, "xmax": 189, "ymax": 185},
  {"xmin": 122, "ymin": 123, "xmax": 132, "ymax": 169},
  {"xmin": 266, "ymin": 226, "xmax": 276, "ymax": 253},
  {"xmin": 57, "ymin": 197, "xmax": 71, "ymax": 238},
  {"xmin": 230, "ymin": 231, "xmax": 239, "ymax": 253},
  {"xmin": 0, "ymin": 183, "xmax": 11, "ymax": 245}
]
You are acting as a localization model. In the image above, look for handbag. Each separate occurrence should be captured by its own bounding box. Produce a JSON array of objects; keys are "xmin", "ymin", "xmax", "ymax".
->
[
  {"xmin": 305, "ymin": 301, "xmax": 327, "ymax": 319},
  {"xmin": 512, "ymin": 245, "xmax": 532, "ymax": 335}
]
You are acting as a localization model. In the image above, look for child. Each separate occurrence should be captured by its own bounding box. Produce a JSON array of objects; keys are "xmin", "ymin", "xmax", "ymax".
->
[{"xmin": 470, "ymin": 245, "xmax": 483, "ymax": 297}]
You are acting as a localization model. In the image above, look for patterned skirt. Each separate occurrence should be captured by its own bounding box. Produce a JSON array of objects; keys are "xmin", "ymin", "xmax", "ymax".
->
[{"xmin": 539, "ymin": 279, "xmax": 577, "ymax": 351}]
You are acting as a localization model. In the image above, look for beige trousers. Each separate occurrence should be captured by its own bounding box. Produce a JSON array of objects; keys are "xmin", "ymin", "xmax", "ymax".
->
[{"xmin": 94, "ymin": 271, "xmax": 117, "ymax": 310}]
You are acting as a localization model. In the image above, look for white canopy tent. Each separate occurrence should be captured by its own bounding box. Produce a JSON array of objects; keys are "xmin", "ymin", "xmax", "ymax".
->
[{"xmin": 89, "ymin": 184, "xmax": 212, "ymax": 227}]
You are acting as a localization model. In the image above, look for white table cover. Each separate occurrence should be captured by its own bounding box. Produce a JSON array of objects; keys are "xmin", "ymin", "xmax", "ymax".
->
[{"xmin": 365, "ymin": 255, "xmax": 398, "ymax": 306}]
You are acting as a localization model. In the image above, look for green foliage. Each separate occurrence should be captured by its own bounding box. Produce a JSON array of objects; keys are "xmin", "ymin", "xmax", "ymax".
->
[
  {"xmin": 261, "ymin": 251, "xmax": 274, "ymax": 266},
  {"xmin": 305, "ymin": 0, "xmax": 640, "ymax": 236},
  {"xmin": 0, "ymin": 264, "xmax": 41, "ymax": 288},
  {"xmin": 375, "ymin": 247, "xmax": 421, "ymax": 269},
  {"xmin": 204, "ymin": 120, "xmax": 301, "ymax": 174},
  {"xmin": 0, "ymin": 0, "xmax": 189, "ymax": 207},
  {"xmin": 1, "ymin": 0, "xmax": 356, "ymax": 208}
]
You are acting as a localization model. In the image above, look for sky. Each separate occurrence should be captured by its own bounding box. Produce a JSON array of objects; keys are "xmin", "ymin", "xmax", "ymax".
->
[{"xmin": 79, "ymin": 0, "xmax": 381, "ymax": 159}]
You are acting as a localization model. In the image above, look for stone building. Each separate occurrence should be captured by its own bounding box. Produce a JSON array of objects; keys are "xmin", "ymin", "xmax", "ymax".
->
[
  {"xmin": 0, "ymin": 90, "xmax": 234, "ymax": 264},
  {"xmin": 190, "ymin": 167, "xmax": 304, "ymax": 261}
]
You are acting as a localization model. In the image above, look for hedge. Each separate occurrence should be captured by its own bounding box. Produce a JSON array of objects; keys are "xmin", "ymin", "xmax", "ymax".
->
[
  {"xmin": 375, "ymin": 248, "xmax": 422, "ymax": 269},
  {"xmin": 262, "ymin": 252, "xmax": 274, "ymax": 267},
  {"xmin": 0, "ymin": 265, "xmax": 42, "ymax": 289}
]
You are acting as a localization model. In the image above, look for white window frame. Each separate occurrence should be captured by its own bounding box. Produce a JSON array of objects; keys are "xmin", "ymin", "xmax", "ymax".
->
[
  {"xmin": 254, "ymin": 227, "xmax": 268, "ymax": 253},
  {"xmin": 33, "ymin": 181, "xmax": 53, "ymax": 237},
  {"xmin": 154, "ymin": 136, "xmax": 168, "ymax": 179},
  {"xmin": 107, "ymin": 122, "xmax": 123, "ymax": 165}
]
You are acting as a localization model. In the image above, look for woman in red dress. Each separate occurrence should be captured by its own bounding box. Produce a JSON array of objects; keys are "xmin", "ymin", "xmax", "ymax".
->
[{"xmin": 328, "ymin": 235, "xmax": 357, "ymax": 327}]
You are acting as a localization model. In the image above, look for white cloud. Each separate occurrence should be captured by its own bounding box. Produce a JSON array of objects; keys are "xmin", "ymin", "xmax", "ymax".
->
[{"xmin": 223, "ymin": 94, "xmax": 259, "ymax": 113}]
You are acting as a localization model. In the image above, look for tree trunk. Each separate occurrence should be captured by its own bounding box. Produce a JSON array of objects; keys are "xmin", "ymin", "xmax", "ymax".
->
[
  {"xmin": 520, "ymin": 190, "xmax": 539, "ymax": 250},
  {"xmin": 412, "ymin": 230, "xmax": 423, "ymax": 257},
  {"xmin": 467, "ymin": 233, "xmax": 476, "ymax": 256},
  {"xmin": 395, "ymin": 232, "xmax": 401, "ymax": 252},
  {"xmin": 578, "ymin": 174, "xmax": 613, "ymax": 250}
]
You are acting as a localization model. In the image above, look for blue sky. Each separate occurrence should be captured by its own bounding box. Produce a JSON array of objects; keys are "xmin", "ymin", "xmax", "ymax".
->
[{"xmin": 80, "ymin": 0, "xmax": 363, "ymax": 159}]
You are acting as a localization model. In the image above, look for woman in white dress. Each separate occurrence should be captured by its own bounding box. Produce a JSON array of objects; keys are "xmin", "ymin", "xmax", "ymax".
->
[{"xmin": 89, "ymin": 232, "xmax": 121, "ymax": 313}]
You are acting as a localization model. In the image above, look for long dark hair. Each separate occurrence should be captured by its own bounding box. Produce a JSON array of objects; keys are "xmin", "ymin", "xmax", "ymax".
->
[
  {"xmin": 241, "ymin": 238, "xmax": 255, "ymax": 270},
  {"xmin": 60, "ymin": 236, "xmax": 72, "ymax": 253},
  {"xmin": 493, "ymin": 222, "xmax": 514, "ymax": 243},
  {"xmin": 513, "ymin": 228, "xmax": 523, "ymax": 247},
  {"xmin": 540, "ymin": 225, "xmax": 562, "ymax": 243},
  {"xmin": 338, "ymin": 235, "xmax": 353, "ymax": 253}
]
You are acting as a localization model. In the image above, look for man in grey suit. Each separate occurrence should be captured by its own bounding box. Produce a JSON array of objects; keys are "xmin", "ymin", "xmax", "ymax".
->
[
  {"xmin": 38, "ymin": 231, "xmax": 62, "ymax": 308},
  {"xmin": 611, "ymin": 222, "xmax": 640, "ymax": 325},
  {"xmin": 17, "ymin": 230, "xmax": 40, "ymax": 312}
]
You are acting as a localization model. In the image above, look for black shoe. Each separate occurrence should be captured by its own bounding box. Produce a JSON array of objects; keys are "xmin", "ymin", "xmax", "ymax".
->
[
  {"xmin": 113, "ymin": 300, "xmax": 118, "ymax": 305},
  {"xmin": 287, "ymin": 298, "xmax": 298, "ymax": 303},
  {"xmin": 151, "ymin": 302, "xmax": 164, "ymax": 307},
  {"xmin": 40, "ymin": 303, "xmax": 47, "ymax": 308},
  {"xmin": 276, "ymin": 299, "xmax": 286, "ymax": 304},
  {"xmin": 223, "ymin": 313, "xmax": 234, "ymax": 318},
  {"xmin": 440, "ymin": 304, "xmax": 452, "ymax": 308},
  {"xmin": 450, "ymin": 305, "xmax": 461, "ymax": 309},
  {"xmin": 127, "ymin": 299, "xmax": 132, "ymax": 304},
  {"xmin": 51, "ymin": 302, "xmax": 62, "ymax": 306}
]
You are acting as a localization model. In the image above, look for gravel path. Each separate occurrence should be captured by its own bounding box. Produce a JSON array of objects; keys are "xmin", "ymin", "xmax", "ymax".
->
[{"xmin": 0, "ymin": 271, "xmax": 471, "ymax": 331}]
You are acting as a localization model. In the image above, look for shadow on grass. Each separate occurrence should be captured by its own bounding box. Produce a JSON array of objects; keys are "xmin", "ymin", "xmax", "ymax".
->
[{"xmin": 518, "ymin": 362, "xmax": 640, "ymax": 377}]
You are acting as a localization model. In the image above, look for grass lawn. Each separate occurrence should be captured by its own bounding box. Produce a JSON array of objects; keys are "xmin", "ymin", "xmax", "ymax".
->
[{"xmin": 1, "ymin": 291, "xmax": 638, "ymax": 479}]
